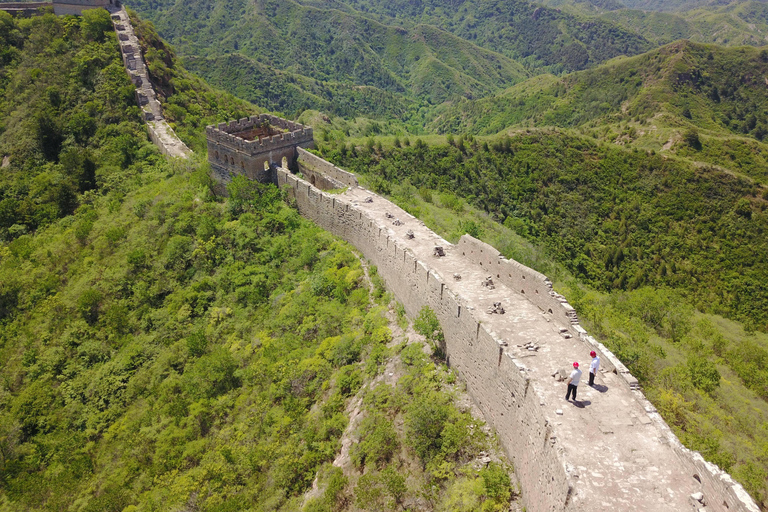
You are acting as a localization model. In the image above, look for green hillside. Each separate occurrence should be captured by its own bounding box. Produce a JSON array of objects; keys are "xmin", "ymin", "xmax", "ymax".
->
[
  {"xmin": 0, "ymin": 9, "xmax": 255, "ymax": 241},
  {"xmin": 124, "ymin": 0, "xmax": 530, "ymax": 109},
  {"xmin": 600, "ymin": 1, "xmax": 768, "ymax": 46},
  {"xmin": 307, "ymin": 0, "xmax": 654, "ymax": 72},
  {"xmin": 431, "ymin": 41, "xmax": 768, "ymax": 182},
  {"xmin": 0, "ymin": 10, "xmax": 518, "ymax": 512},
  {"xmin": 122, "ymin": 0, "xmax": 655, "ymax": 117},
  {"xmin": 182, "ymin": 53, "xmax": 419, "ymax": 121},
  {"xmin": 618, "ymin": 0, "xmax": 731, "ymax": 11}
]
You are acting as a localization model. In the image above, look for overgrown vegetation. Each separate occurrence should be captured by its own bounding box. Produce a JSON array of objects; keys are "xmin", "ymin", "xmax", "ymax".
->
[{"xmin": 307, "ymin": 325, "xmax": 515, "ymax": 512}]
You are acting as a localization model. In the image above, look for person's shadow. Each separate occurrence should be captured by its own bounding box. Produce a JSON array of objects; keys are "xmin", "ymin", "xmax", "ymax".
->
[
  {"xmin": 571, "ymin": 400, "xmax": 591, "ymax": 408},
  {"xmin": 590, "ymin": 384, "xmax": 609, "ymax": 393}
]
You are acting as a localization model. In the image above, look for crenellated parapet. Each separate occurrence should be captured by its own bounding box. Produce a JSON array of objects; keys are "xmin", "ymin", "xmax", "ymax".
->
[
  {"xmin": 273, "ymin": 157, "xmax": 761, "ymax": 512},
  {"xmin": 205, "ymin": 115, "xmax": 313, "ymax": 153},
  {"xmin": 206, "ymin": 115, "xmax": 314, "ymax": 188}
]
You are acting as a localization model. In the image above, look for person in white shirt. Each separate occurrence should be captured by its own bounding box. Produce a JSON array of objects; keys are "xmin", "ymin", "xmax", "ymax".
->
[
  {"xmin": 589, "ymin": 350, "xmax": 600, "ymax": 387},
  {"xmin": 565, "ymin": 362, "xmax": 582, "ymax": 401}
]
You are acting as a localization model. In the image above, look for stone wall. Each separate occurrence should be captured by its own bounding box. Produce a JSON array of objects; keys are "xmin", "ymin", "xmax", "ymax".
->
[
  {"xmin": 53, "ymin": 0, "xmax": 112, "ymax": 15},
  {"xmin": 0, "ymin": 2, "xmax": 51, "ymax": 17},
  {"xmin": 275, "ymin": 162, "xmax": 760, "ymax": 512},
  {"xmin": 110, "ymin": 7, "xmax": 191, "ymax": 159},
  {"xmin": 297, "ymin": 147, "xmax": 358, "ymax": 189},
  {"xmin": 147, "ymin": 120, "xmax": 193, "ymax": 159},
  {"xmin": 276, "ymin": 167, "xmax": 573, "ymax": 512}
]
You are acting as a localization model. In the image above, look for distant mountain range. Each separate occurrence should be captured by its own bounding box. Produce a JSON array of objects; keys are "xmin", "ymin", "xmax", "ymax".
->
[{"xmin": 431, "ymin": 40, "xmax": 768, "ymax": 183}]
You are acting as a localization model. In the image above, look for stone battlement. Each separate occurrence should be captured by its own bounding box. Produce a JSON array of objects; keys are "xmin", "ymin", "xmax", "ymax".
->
[
  {"xmin": 205, "ymin": 115, "xmax": 313, "ymax": 153},
  {"xmin": 273, "ymin": 158, "xmax": 760, "ymax": 512},
  {"xmin": 206, "ymin": 115, "xmax": 314, "ymax": 188}
]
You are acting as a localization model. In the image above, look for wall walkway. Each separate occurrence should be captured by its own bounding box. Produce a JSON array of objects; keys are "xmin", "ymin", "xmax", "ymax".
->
[
  {"xmin": 276, "ymin": 165, "xmax": 760, "ymax": 512},
  {"xmin": 110, "ymin": 6, "xmax": 191, "ymax": 159}
]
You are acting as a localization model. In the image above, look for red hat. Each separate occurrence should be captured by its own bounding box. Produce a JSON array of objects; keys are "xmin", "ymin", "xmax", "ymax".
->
[
  {"xmin": 573, "ymin": 362, "xmax": 579, "ymax": 368},
  {"xmin": 590, "ymin": 351, "xmax": 596, "ymax": 357}
]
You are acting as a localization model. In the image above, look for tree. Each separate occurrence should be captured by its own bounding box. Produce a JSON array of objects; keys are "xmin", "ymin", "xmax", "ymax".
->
[
  {"xmin": 81, "ymin": 8, "xmax": 113, "ymax": 42},
  {"xmin": 683, "ymin": 129, "xmax": 701, "ymax": 150}
]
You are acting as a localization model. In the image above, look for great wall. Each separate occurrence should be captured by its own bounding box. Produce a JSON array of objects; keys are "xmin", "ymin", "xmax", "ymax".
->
[
  {"xmin": 207, "ymin": 114, "xmax": 761, "ymax": 512},
  {"xmin": 282, "ymin": 153, "xmax": 760, "ymax": 512},
  {"xmin": 0, "ymin": 2, "xmax": 761, "ymax": 510}
]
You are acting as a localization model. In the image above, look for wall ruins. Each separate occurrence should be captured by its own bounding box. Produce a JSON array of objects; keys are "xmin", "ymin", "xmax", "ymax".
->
[{"xmin": 111, "ymin": 6, "xmax": 192, "ymax": 159}]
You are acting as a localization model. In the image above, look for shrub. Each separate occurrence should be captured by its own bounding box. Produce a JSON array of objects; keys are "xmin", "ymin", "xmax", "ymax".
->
[
  {"xmin": 351, "ymin": 413, "xmax": 399, "ymax": 470},
  {"xmin": 683, "ymin": 128, "xmax": 701, "ymax": 150},
  {"xmin": 687, "ymin": 356, "xmax": 720, "ymax": 393},
  {"xmin": 77, "ymin": 288, "xmax": 102, "ymax": 325},
  {"xmin": 481, "ymin": 462, "xmax": 513, "ymax": 510},
  {"xmin": 414, "ymin": 306, "xmax": 444, "ymax": 343}
]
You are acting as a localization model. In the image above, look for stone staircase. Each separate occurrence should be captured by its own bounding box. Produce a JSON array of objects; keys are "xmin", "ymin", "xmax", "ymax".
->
[{"xmin": 110, "ymin": 6, "xmax": 191, "ymax": 159}]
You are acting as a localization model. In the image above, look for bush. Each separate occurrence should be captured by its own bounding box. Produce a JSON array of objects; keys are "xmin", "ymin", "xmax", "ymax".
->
[
  {"xmin": 77, "ymin": 288, "xmax": 102, "ymax": 325},
  {"xmin": 406, "ymin": 391, "xmax": 452, "ymax": 464},
  {"xmin": 687, "ymin": 356, "xmax": 720, "ymax": 393},
  {"xmin": 683, "ymin": 128, "xmax": 701, "ymax": 150},
  {"xmin": 81, "ymin": 8, "xmax": 113, "ymax": 41},
  {"xmin": 481, "ymin": 462, "xmax": 514, "ymax": 510},
  {"xmin": 351, "ymin": 413, "xmax": 399, "ymax": 470},
  {"xmin": 414, "ymin": 306, "xmax": 444, "ymax": 344}
]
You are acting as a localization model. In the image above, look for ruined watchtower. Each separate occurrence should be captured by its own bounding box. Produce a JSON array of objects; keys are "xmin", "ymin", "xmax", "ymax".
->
[
  {"xmin": 206, "ymin": 115, "xmax": 314, "ymax": 186},
  {"xmin": 0, "ymin": 0, "xmax": 115, "ymax": 17},
  {"xmin": 53, "ymin": 0, "xmax": 114, "ymax": 15}
]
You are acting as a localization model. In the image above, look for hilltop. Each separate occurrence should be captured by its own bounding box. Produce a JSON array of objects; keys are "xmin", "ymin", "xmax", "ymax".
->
[{"xmin": 432, "ymin": 40, "xmax": 768, "ymax": 184}]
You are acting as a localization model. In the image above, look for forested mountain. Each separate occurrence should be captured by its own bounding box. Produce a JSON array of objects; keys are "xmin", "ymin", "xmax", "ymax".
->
[
  {"xmin": 126, "ymin": 0, "xmax": 652, "ymax": 99},
  {"xmin": 432, "ymin": 40, "xmax": 768, "ymax": 184},
  {"xmin": 4, "ymin": 0, "xmax": 768, "ymax": 508},
  {"xmin": 0, "ymin": 11, "xmax": 516, "ymax": 512},
  {"xmin": 618, "ymin": 0, "xmax": 741, "ymax": 11},
  {"xmin": 126, "ymin": 0, "xmax": 532, "ymax": 108},
  {"xmin": 601, "ymin": 0, "xmax": 768, "ymax": 46}
]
